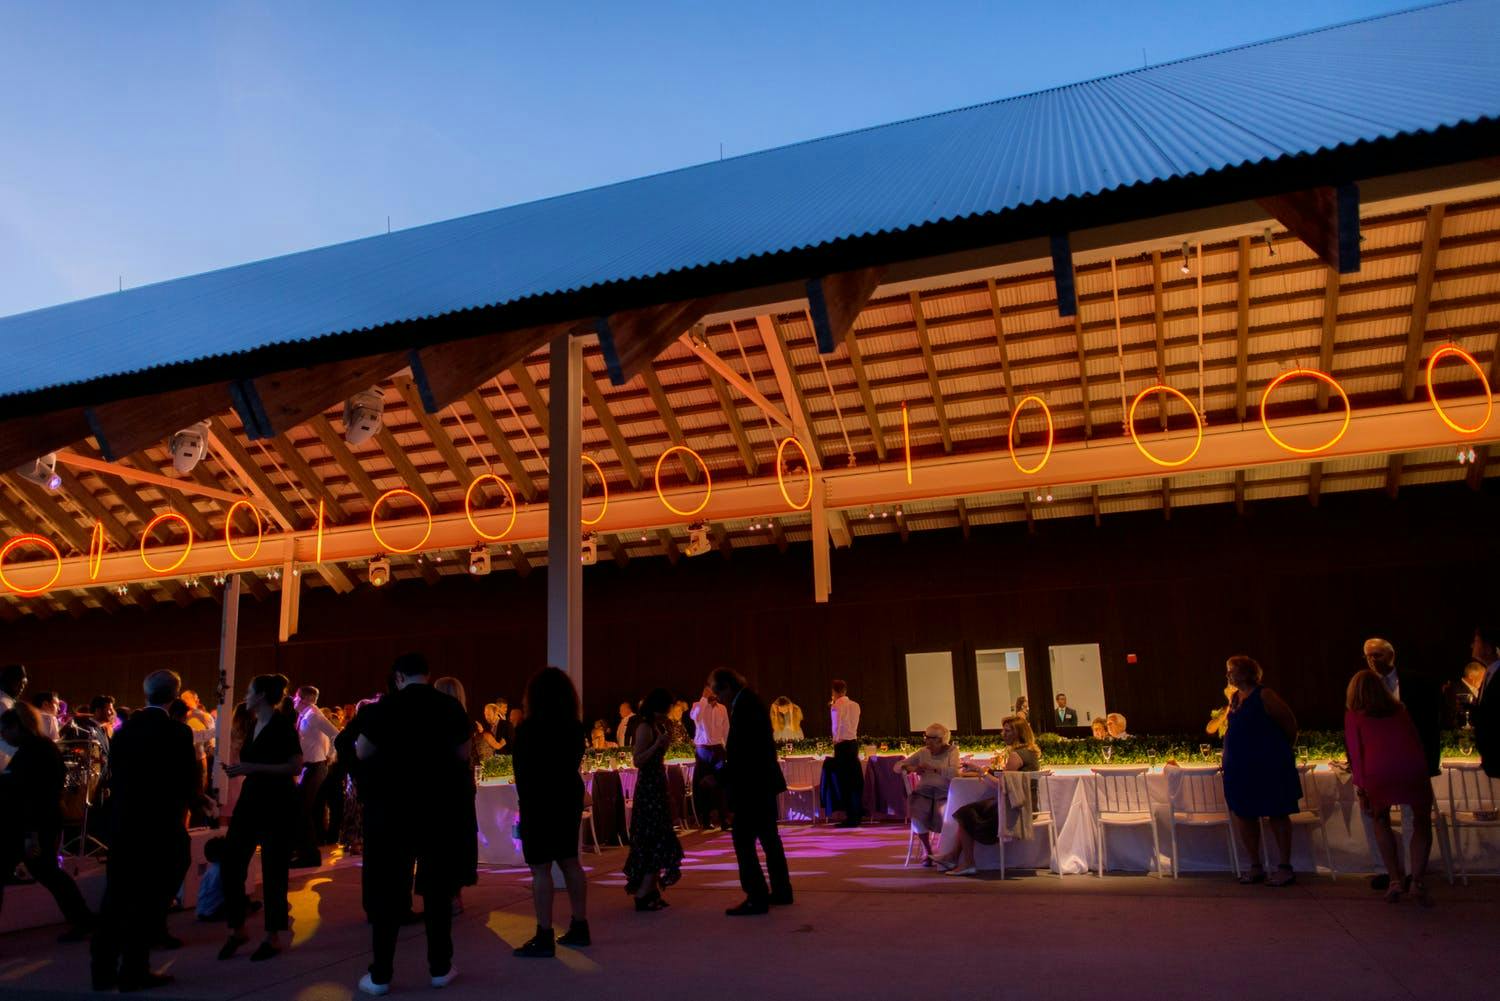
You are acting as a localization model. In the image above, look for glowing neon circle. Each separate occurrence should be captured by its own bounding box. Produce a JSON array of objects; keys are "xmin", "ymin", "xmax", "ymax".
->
[
  {"xmin": 1007, "ymin": 395, "xmax": 1054, "ymax": 475},
  {"xmin": 775, "ymin": 437, "xmax": 813, "ymax": 511},
  {"xmin": 0, "ymin": 534, "xmax": 63, "ymax": 596},
  {"xmin": 140, "ymin": 512, "xmax": 194, "ymax": 574},
  {"xmin": 370, "ymin": 488, "xmax": 433, "ymax": 553},
  {"xmin": 654, "ymin": 445, "xmax": 712, "ymax": 517},
  {"xmin": 465, "ymin": 473, "xmax": 517, "ymax": 541},
  {"xmin": 224, "ymin": 499, "xmax": 264, "ymax": 562},
  {"xmin": 1259, "ymin": 369, "xmax": 1351, "ymax": 455},
  {"xmin": 1128, "ymin": 385, "xmax": 1204, "ymax": 468},
  {"xmin": 581, "ymin": 456, "xmax": 609, "ymax": 527},
  {"xmin": 1426, "ymin": 345, "xmax": 1493, "ymax": 435},
  {"xmin": 88, "ymin": 521, "xmax": 105, "ymax": 581}
]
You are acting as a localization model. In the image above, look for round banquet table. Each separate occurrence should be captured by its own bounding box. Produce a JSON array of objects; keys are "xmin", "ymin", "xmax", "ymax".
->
[{"xmin": 932, "ymin": 763, "xmax": 1500, "ymax": 875}]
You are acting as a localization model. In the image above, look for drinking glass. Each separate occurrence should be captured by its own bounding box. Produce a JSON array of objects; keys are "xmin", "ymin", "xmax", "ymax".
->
[
  {"xmin": 1459, "ymin": 731, "xmax": 1475, "ymax": 757},
  {"xmin": 1102, "ymin": 744, "xmax": 1113, "ymax": 764},
  {"xmin": 1199, "ymin": 743, "xmax": 1211, "ymax": 761}
]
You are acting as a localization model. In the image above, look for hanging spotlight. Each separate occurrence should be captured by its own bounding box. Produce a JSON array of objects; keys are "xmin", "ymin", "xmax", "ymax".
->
[
  {"xmin": 1262, "ymin": 227, "xmax": 1276, "ymax": 258},
  {"xmin": 581, "ymin": 533, "xmax": 598, "ymax": 566},
  {"xmin": 1179, "ymin": 241, "xmax": 1192, "ymax": 275},
  {"xmin": 343, "ymin": 388, "xmax": 386, "ymax": 445},
  {"xmin": 16, "ymin": 453, "xmax": 62, "ymax": 491},
  {"xmin": 114, "ymin": 584, "xmax": 129, "ymax": 597},
  {"xmin": 684, "ymin": 522, "xmax": 712, "ymax": 557},
  {"xmin": 1469, "ymin": 447, "xmax": 1479, "ymax": 464},
  {"xmin": 168, "ymin": 421, "xmax": 210, "ymax": 473},
  {"xmin": 368, "ymin": 554, "xmax": 391, "ymax": 587},
  {"xmin": 1458, "ymin": 448, "xmax": 1470, "ymax": 464},
  {"xmin": 468, "ymin": 544, "xmax": 492, "ymax": 576}
]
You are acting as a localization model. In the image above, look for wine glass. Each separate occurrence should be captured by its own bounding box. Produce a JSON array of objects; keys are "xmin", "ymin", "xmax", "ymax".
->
[
  {"xmin": 1459, "ymin": 730, "xmax": 1475, "ymax": 757},
  {"xmin": 1147, "ymin": 748, "xmax": 1158, "ymax": 770},
  {"xmin": 1102, "ymin": 744, "xmax": 1113, "ymax": 764},
  {"xmin": 1198, "ymin": 743, "xmax": 1211, "ymax": 761}
]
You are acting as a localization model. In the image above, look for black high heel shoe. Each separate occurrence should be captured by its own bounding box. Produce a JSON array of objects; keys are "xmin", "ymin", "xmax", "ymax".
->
[
  {"xmin": 217, "ymin": 933, "xmax": 249, "ymax": 960},
  {"xmin": 633, "ymin": 890, "xmax": 668, "ymax": 912}
]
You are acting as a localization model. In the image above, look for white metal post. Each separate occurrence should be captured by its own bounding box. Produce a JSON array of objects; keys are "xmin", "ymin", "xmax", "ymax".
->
[
  {"xmin": 214, "ymin": 573, "xmax": 242, "ymax": 817},
  {"xmin": 547, "ymin": 331, "xmax": 584, "ymax": 696}
]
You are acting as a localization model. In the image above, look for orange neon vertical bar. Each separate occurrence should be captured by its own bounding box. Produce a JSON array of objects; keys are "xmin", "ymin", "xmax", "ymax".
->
[
  {"xmin": 315, "ymin": 498, "xmax": 325, "ymax": 563},
  {"xmin": 902, "ymin": 401, "xmax": 911, "ymax": 485}
]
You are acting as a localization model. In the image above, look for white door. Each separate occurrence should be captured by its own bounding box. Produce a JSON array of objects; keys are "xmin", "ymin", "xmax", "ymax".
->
[
  {"xmin": 1048, "ymin": 643, "xmax": 1106, "ymax": 726},
  {"xmin": 903, "ymin": 651, "xmax": 958, "ymax": 732}
]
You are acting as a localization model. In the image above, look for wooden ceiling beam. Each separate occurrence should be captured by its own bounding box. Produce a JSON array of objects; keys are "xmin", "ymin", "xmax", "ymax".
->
[
  {"xmin": 1316, "ymin": 268, "xmax": 1340, "ymax": 409},
  {"xmin": 374, "ymin": 426, "xmax": 441, "ymax": 511},
  {"xmin": 1255, "ymin": 183, "xmax": 1360, "ymax": 273},
  {"xmin": 1161, "ymin": 479, "xmax": 1172, "ymax": 521},
  {"xmin": 1400, "ymin": 205, "xmax": 1446, "ymax": 401},
  {"xmin": 604, "ymin": 534, "xmax": 629, "ymax": 568},
  {"xmin": 909, "ymin": 292, "xmax": 953, "ymax": 453},
  {"xmin": 206, "ymin": 417, "xmax": 302, "ymax": 530},
  {"xmin": 595, "ymin": 297, "xmax": 719, "ymax": 386},
  {"xmin": 1073, "ymin": 309, "xmax": 1092, "ymax": 439},
  {"xmin": 1091, "ymin": 485, "xmax": 1101, "ymax": 528},
  {"xmin": 507, "ymin": 362, "xmax": 550, "ymax": 435},
  {"xmin": 955, "ymin": 499, "xmax": 971, "ymax": 540},
  {"xmin": 234, "ymin": 352, "xmax": 405, "ymax": 440},
  {"xmin": 770, "ymin": 518, "xmax": 789, "ymax": 553},
  {"xmin": 756, "ymin": 315, "xmax": 826, "ymax": 469},
  {"xmin": 307, "ymin": 415, "xmax": 383, "ymax": 506},
  {"xmin": 1234, "ymin": 470, "xmax": 1246, "ymax": 516},
  {"xmin": 1235, "ymin": 236, "xmax": 1252, "ymax": 421},
  {"xmin": 1385, "ymin": 453, "xmax": 1404, "ymax": 498},
  {"xmin": 393, "ymin": 376, "xmax": 476, "ymax": 488},
  {"xmin": 807, "ymin": 267, "xmax": 884, "ymax": 353},
  {"xmin": 271, "ymin": 434, "xmax": 349, "ymax": 522},
  {"xmin": 1022, "ymin": 494, "xmax": 1037, "ymax": 536},
  {"xmin": 125, "ymin": 451, "xmax": 217, "ymax": 539},
  {"xmin": 985, "ymin": 278, "xmax": 1017, "ymax": 413},
  {"xmin": 843, "ymin": 328, "xmax": 886, "ymax": 462},
  {"xmin": 656, "ymin": 529, "xmax": 680, "ymax": 565},
  {"xmin": 410, "ymin": 324, "xmax": 574, "ymax": 412},
  {"xmin": 1151, "ymin": 251, "xmax": 1168, "ymax": 430},
  {"xmin": 705, "ymin": 369, "xmax": 759, "ymax": 476},
  {"xmin": 638, "ymin": 365, "xmax": 699, "ymax": 484},
  {"xmin": 461, "ymin": 391, "xmax": 538, "ymax": 501},
  {"xmin": 54, "ymin": 465, "xmax": 134, "ymax": 549},
  {"xmin": 1468, "ymin": 445, "xmax": 1490, "ymax": 491},
  {"xmin": 88, "ymin": 381, "xmax": 231, "ymax": 460},
  {"xmin": 581, "ymin": 368, "xmax": 643, "ymax": 490}
]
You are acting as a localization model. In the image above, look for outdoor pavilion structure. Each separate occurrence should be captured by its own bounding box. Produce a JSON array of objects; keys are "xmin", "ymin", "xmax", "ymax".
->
[{"xmin": 0, "ymin": 2, "xmax": 1498, "ymax": 786}]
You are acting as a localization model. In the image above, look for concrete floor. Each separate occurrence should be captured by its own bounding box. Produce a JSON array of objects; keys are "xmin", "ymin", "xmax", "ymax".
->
[{"xmin": 1, "ymin": 825, "xmax": 1495, "ymax": 1001}]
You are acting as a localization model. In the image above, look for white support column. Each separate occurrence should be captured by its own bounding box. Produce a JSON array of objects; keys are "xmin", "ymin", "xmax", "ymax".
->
[
  {"xmin": 214, "ymin": 573, "xmax": 242, "ymax": 816},
  {"xmin": 547, "ymin": 331, "xmax": 584, "ymax": 694}
]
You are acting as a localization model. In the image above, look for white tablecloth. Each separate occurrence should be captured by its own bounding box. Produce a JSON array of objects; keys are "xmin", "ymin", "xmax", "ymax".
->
[
  {"xmin": 476, "ymin": 781, "xmax": 523, "ymax": 866},
  {"xmin": 934, "ymin": 764, "xmax": 1500, "ymax": 875}
]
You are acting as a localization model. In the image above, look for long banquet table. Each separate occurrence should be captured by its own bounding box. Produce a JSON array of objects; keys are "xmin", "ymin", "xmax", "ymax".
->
[{"xmin": 933, "ymin": 762, "xmax": 1500, "ymax": 875}]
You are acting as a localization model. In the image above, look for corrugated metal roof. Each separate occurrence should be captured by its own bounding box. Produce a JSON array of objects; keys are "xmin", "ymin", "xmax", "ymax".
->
[{"xmin": 0, "ymin": 0, "xmax": 1496, "ymax": 403}]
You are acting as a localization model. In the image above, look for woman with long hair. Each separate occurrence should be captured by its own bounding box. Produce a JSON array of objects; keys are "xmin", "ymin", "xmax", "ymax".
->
[
  {"xmin": 432, "ymin": 677, "xmax": 481, "ymax": 917},
  {"xmin": 769, "ymin": 697, "xmax": 803, "ymax": 741},
  {"xmin": 933, "ymin": 715, "xmax": 1040, "ymax": 876},
  {"xmin": 512, "ymin": 667, "xmax": 590, "ymax": 957},
  {"xmin": 622, "ymin": 688, "xmax": 684, "ymax": 911},
  {"xmin": 219, "ymin": 674, "xmax": 302, "ymax": 962},
  {"xmin": 1221, "ymin": 656, "xmax": 1301, "ymax": 887},
  {"xmin": 1346, "ymin": 671, "xmax": 1435, "ymax": 904}
]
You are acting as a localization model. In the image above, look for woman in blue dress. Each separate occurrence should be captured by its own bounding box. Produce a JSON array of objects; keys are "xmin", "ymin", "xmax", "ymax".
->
[{"xmin": 1220, "ymin": 656, "xmax": 1302, "ymax": 886}]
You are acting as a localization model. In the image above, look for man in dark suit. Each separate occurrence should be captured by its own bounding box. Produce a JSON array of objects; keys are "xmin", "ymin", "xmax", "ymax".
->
[
  {"xmin": 709, "ymin": 668, "xmax": 791, "ymax": 917},
  {"xmin": 1472, "ymin": 626, "xmax": 1500, "ymax": 779},
  {"xmin": 1053, "ymin": 693, "xmax": 1078, "ymax": 729},
  {"xmin": 90, "ymin": 669, "xmax": 202, "ymax": 992},
  {"xmin": 1361, "ymin": 637, "xmax": 1442, "ymax": 892}
]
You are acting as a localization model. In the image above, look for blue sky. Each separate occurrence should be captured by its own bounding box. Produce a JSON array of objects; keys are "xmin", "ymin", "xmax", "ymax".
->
[{"xmin": 0, "ymin": 0, "xmax": 1415, "ymax": 317}]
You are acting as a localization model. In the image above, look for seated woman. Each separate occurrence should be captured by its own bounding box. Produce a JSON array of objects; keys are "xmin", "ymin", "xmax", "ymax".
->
[
  {"xmin": 897, "ymin": 724, "xmax": 960, "ymax": 865},
  {"xmin": 770, "ymin": 697, "xmax": 804, "ymax": 742},
  {"xmin": 1105, "ymin": 713, "xmax": 1131, "ymax": 739},
  {"xmin": 1090, "ymin": 717, "xmax": 1108, "ymax": 740},
  {"xmin": 588, "ymin": 720, "xmax": 619, "ymax": 750},
  {"xmin": 933, "ymin": 715, "xmax": 1040, "ymax": 876}
]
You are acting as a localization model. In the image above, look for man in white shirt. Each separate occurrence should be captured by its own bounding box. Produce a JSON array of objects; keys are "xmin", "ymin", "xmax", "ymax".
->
[
  {"xmin": 615, "ymin": 701, "xmax": 634, "ymax": 749},
  {"xmin": 827, "ymin": 680, "xmax": 864, "ymax": 828},
  {"xmin": 292, "ymin": 685, "xmax": 340, "ymax": 868},
  {"xmin": 0, "ymin": 664, "xmax": 28, "ymax": 769},
  {"xmin": 690, "ymin": 688, "xmax": 731, "ymax": 829},
  {"xmin": 30, "ymin": 691, "xmax": 62, "ymax": 741}
]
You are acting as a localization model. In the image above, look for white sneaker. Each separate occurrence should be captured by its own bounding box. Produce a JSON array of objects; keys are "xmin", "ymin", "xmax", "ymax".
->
[
  {"xmin": 358, "ymin": 973, "xmax": 391, "ymax": 996},
  {"xmin": 431, "ymin": 965, "xmax": 459, "ymax": 989}
]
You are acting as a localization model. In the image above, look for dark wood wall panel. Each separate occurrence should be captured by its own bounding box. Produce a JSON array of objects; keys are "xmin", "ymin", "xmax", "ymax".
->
[{"xmin": 5, "ymin": 483, "xmax": 1498, "ymax": 736}]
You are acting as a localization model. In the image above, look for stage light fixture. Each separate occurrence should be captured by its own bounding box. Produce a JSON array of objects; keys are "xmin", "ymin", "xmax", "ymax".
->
[
  {"xmin": 468, "ymin": 544, "xmax": 491, "ymax": 576},
  {"xmin": 581, "ymin": 533, "xmax": 598, "ymax": 566},
  {"xmin": 17, "ymin": 453, "xmax": 62, "ymax": 491},
  {"xmin": 343, "ymin": 388, "xmax": 385, "ymax": 445},
  {"xmin": 168, "ymin": 421, "xmax": 210, "ymax": 473},
  {"xmin": 368, "ymin": 554, "xmax": 391, "ymax": 587},
  {"xmin": 685, "ymin": 522, "xmax": 712, "ymax": 557}
]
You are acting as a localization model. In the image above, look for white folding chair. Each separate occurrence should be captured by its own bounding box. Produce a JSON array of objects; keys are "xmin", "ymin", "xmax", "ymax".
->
[
  {"xmin": 780, "ymin": 756, "xmax": 822, "ymax": 824},
  {"xmin": 580, "ymin": 807, "xmax": 601, "ymax": 855},
  {"xmin": 1278, "ymin": 763, "xmax": 1336, "ymax": 879},
  {"xmin": 619, "ymin": 767, "xmax": 639, "ymax": 846},
  {"xmin": 997, "ymin": 769, "xmax": 1057, "ymax": 879},
  {"xmin": 1091, "ymin": 766, "xmax": 1162, "ymax": 877},
  {"xmin": 679, "ymin": 760, "xmax": 697, "ymax": 830},
  {"xmin": 900, "ymin": 770, "xmax": 923, "ymax": 866},
  {"xmin": 1446, "ymin": 761, "xmax": 1500, "ymax": 886},
  {"xmin": 1164, "ymin": 765, "xmax": 1239, "ymax": 878},
  {"xmin": 1385, "ymin": 799, "xmax": 1456, "ymax": 886}
]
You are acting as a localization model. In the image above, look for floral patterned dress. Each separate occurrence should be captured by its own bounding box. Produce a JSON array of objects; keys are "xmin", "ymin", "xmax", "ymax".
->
[{"xmin": 622, "ymin": 731, "xmax": 683, "ymax": 894}]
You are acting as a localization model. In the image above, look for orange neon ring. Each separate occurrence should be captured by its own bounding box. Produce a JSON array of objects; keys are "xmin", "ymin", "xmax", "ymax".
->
[
  {"xmin": 0, "ymin": 534, "xmax": 63, "ymax": 596},
  {"xmin": 370, "ymin": 488, "xmax": 432, "ymax": 553},
  {"xmin": 88, "ymin": 521, "xmax": 105, "ymax": 581},
  {"xmin": 1426, "ymin": 344, "xmax": 1493, "ymax": 435},
  {"xmin": 1128, "ymin": 385, "xmax": 1204, "ymax": 468},
  {"xmin": 1259, "ymin": 369, "xmax": 1351, "ymax": 455},
  {"xmin": 1007, "ymin": 395, "xmax": 1054, "ymax": 475},
  {"xmin": 464, "ymin": 473, "xmax": 517, "ymax": 541},
  {"xmin": 140, "ymin": 512, "xmax": 193, "ymax": 574},
  {"xmin": 581, "ymin": 455, "xmax": 609, "ymax": 527},
  {"xmin": 224, "ymin": 499, "xmax": 264, "ymax": 562},
  {"xmin": 775, "ymin": 437, "xmax": 813, "ymax": 511},
  {"xmin": 654, "ymin": 445, "xmax": 712, "ymax": 518}
]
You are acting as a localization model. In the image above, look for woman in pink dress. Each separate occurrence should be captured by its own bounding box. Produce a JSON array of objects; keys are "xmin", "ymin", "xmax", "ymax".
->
[{"xmin": 1344, "ymin": 671, "xmax": 1435, "ymax": 905}]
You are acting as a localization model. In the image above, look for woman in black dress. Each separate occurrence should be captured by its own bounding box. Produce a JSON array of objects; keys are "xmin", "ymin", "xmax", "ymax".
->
[
  {"xmin": 512, "ymin": 667, "xmax": 590, "ymax": 958},
  {"xmin": 622, "ymin": 688, "xmax": 683, "ymax": 912},
  {"xmin": 219, "ymin": 674, "xmax": 303, "ymax": 962}
]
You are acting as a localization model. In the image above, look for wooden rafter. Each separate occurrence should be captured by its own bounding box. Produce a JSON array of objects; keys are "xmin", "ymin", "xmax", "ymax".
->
[
  {"xmin": 770, "ymin": 518, "xmax": 788, "ymax": 553},
  {"xmin": 683, "ymin": 332, "xmax": 793, "ymax": 434},
  {"xmin": 410, "ymin": 324, "xmax": 572, "ymax": 412},
  {"xmin": 508, "ymin": 362, "xmax": 550, "ymax": 435},
  {"xmin": 461, "ymin": 391, "xmax": 538, "ymax": 501},
  {"xmin": 374, "ymin": 427, "xmax": 441, "ymax": 511},
  {"xmin": 1316, "ymin": 268, "xmax": 1340, "ymax": 409},
  {"xmin": 307, "ymin": 415, "xmax": 382, "ymax": 506},
  {"xmin": 656, "ymin": 529, "xmax": 680, "ymax": 564},
  {"xmin": 604, "ymin": 534, "xmax": 629, "ymax": 567},
  {"xmin": 1151, "ymin": 251, "xmax": 1168, "ymax": 430},
  {"xmin": 393, "ymin": 377, "xmax": 475, "ymax": 488},
  {"xmin": 1073, "ymin": 309, "xmax": 1092, "ymax": 439},
  {"xmin": 1469, "ymin": 445, "xmax": 1491, "ymax": 491},
  {"xmin": 909, "ymin": 293, "xmax": 953, "ymax": 453},
  {"xmin": 272, "ymin": 434, "xmax": 349, "ymax": 523},
  {"xmin": 1161, "ymin": 479, "xmax": 1172, "ymax": 521},
  {"xmin": 756, "ymin": 316, "xmax": 827, "ymax": 468},
  {"xmin": 582, "ymin": 369, "xmax": 643, "ymax": 490},
  {"xmin": 1385, "ymin": 454, "xmax": 1404, "ymax": 498},
  {"xmin": 638, "ymin": 365, "xmax": 698, "ymax": 484},
  {"xmin": 595, "ymin": 298, "xmax": 718, "ymax": 386},
  {"xmin": 1256, "ymin": 183, "xmax": 1360, "ymax": 273},
  {"xmin": 1234, "ymin": 470, "xmax": 1246, "ymax": 516},
  {"xmin": 844, "ymin": 327, "xmax": 886, "ymax": 461},
  {"xmin": 206, "ymin": 418, "xmax": 302, "ymax": 529},
  {"xmin": 955, "ymin": 499, "xmax": 971, "ymax": 540},
  {"xmin": 1022, "ymin": 494, "xmax": 1037, "ymax": 536},
  {"xmin": 705, "ymin": 369, "xmax": 759, "ymax": 476},
  {"xmin": 1235, "ymin": 235, "xmax": 1252, "ymax": 421},
  {"xmin": 1400, "ymin": 205, "xmax": 1447, "ymax": 401},
  {"xmin": 985, "ymin": 278, "xmax": 1016, "ymax": 412},
  {"xmin": 238, "ymin": 352, "xmax": 404, "ymax": 439},
  {"xmin": 1091, "ymin": 485, "xmax": 1101, "ymax": 528},
  {"xmin": 806, "ymin": 267, "xmax": 883, "ymax": 353}
]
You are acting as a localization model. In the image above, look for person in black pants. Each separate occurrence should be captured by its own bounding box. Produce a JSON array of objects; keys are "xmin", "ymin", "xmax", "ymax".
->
[
  {"xmin": 826, "ymin": 680, "xmax": 864, "ymax": 827},
  {"xmin": 0, "ymin": 705, "xmax": 93, "ymax": 940},
  {"xmin": 1474, "ymin": 626, "xmax": 1500, "ymax": 779},
  {"xmin": 511, "ymin": 667, "xmax": 590, "ymax": 957},
  {"xmin": 354, "ymin": 654, "xmax": 475, "ymax": 996},
  {"xmin": 91, "ymin": 669, "xmax": 202, "ymax": 992},
  {"xmin": 709, "ymin": 668, "xmax": 792, "ymax": 917},
  {"xmin": 219, "ymin": 674, "xmax": 303, "ymax": 962},
  {"xmin": 291, "ymin": 686, "xmax": 338, "ymax": 868}
]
